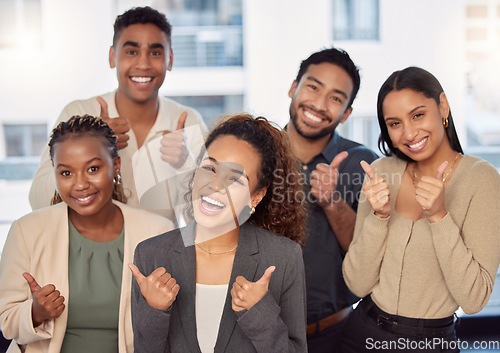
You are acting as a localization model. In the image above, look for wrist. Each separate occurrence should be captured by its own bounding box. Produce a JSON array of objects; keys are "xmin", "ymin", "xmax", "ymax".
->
[
  {"xmin": 374, "ymin": 211, "xmax": 390, "ymax": 219},
  {"xmin": 427, "ymin": 210, "xmax": 447, "ymax": 223},
  {"xmin": 320, "ymin": 196, "xmax": 344, "ymax": 210}
]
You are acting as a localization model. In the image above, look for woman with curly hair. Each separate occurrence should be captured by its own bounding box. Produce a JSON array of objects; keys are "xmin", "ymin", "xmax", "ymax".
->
[{"xmin": 129, "ymin": 114, "xmax": 308, "ymax": 353}]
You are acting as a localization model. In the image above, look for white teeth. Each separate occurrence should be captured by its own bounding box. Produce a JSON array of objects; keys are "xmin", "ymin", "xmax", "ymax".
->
[
  {"xmin": 76, "ymin": 195, "xmax": 93, "ymax": 202},
  {"xmin": 131, "ymin": 77, "xmax": 152, "ymax": 83},
  {"xmin": 202, "ymin": 196, "xmax": 224, "ymax": 208},
  {"xmin": 304, "ymin": 110, "xmax": 322, "ymax": 122},
  {"xmin": 409, "ymin": 137, "xmax": 428, "ymax": 149}
]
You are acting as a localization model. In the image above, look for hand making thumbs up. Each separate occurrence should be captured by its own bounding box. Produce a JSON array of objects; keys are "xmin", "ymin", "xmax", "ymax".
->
[
  {"xmin": 160, "ymin": 112, "xmax": 189, "ymax": 168},
  {"xmin": 97, "ymin": 96, "xmax": 130, "ymax": 150},
  {"xmin": 231, "ymin": 266, "xmax": 275, "ymax": 312},
  {"xmin": 360, "ymin": 160, "xmax": 391, "ymax": 218},
  {"xmin": 22, "ymin": 272, "xmax": 65, "ymax": 327},
  {"xmin": 310, "ymin": 151, "xmax": 349, "ymax": 207},
  {"xmin": 414, "ymin": 161, "xmax": 448, "ymax": 223},
  {"xmin": 129, "ymin": 264, "xmax": 180, "ymax": 311}
]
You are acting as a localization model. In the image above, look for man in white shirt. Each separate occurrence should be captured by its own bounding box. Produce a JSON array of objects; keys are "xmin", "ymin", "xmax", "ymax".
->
[{"xmin": 29, "ymin": 6, "xmax": 207, "ymax": 223}]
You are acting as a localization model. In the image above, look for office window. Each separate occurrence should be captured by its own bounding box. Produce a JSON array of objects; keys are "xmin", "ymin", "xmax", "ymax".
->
[
  {"xmin": 333, "ymin": 0, "xmax": 379, "ymax": 40},
  {"xmin": 152, "ymin": 0, "xmax": 243, "ymax": 67},
  {"xmin": 0, "ymin": 0, "xmax": 42, "ymax": 49},
  {"xmin": 3, "ymin": 124, "xmax": 47, "ymax": 157},
  {"xmin": 170, "ymin": 95, "xmax": 243, "ymax": 127}
]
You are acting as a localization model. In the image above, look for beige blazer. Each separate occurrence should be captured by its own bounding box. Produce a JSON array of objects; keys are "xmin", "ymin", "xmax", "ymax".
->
[{"xmin": 0, "ymin": 201, "xmax": 173, "ymax": 353}]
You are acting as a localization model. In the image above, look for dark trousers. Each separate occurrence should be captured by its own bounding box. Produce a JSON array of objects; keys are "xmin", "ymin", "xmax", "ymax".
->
[
  {"xmin": 339, "ymin": 298, "xmax": 459, "ymax": 353},
  {"xmin": 307, "ymin": 313, "xmax": 350, "ymax": 353}
]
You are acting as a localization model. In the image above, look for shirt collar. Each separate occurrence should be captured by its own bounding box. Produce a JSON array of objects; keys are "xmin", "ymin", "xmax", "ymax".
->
[{"xmin": 319, "ymin": 131, "xmax": 341, "ymax": 162}]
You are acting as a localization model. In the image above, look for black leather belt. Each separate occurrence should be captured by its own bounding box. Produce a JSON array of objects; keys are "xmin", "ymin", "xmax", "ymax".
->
[{"xmin": 366, "ymin": 298, "xmax": 457, "ymax": 337}]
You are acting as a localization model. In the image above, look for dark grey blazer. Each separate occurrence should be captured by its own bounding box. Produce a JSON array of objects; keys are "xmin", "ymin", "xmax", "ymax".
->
[{"xmin": 131, "ymin": 222, "xmax": 307, "ymax": 353}]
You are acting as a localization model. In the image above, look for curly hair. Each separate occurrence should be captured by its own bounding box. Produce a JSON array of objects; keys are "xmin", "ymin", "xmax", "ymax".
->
[
  {"xmin": 185, "ymin": 114, "xmax": 307, "ymax": 248},
  {"xmin": 48, "ymin": 115, "xmax": 127, "ymax": 204}
]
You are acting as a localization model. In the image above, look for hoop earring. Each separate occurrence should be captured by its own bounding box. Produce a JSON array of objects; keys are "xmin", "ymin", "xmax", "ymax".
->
[
  {"xmin": 250, "ymin": 206, "xmax": 256, "ymax": 214},
  {"xmin": 443, "ymin": 117, "xmax": 449, "ymax": 128},
  {"xmin": 114, "ymin": 173, "xmax": 122, "ymax": 185}
]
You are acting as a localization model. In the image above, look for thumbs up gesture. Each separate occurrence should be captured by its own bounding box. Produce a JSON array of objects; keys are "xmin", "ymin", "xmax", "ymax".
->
[
  {"xmin": 129, "ymin": 264, "xmax": 179, "ymax": 311},
  {"xmin": 22, "ymin": 273, "xmax": 65, "ymax": 327},
  {"xmin": 97, "ymin": 96, "xmax": 130, "ymax": 150},
  {"xmin": 414, "ymin": 161, "xmax": 448, "ymax": 223},
  {"xmin": 360, "ymin": 161, "xmax": 391, "ymax": 218},
  {"xmin": 160, "ymin": 112, "xmax": 189, "ymax": 168},
  {"xmin": 231, "ymin": 266, "xmax": 275, "ymax": 312},
  {"xmin": 310, "ymin": 151, "xmax": 349, "ymax": 207}
]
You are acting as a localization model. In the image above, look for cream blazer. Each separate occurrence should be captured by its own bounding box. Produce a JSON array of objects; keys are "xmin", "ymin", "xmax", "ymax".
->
[{"xmin": 0, "ymin": 201, "xmax": 173, "ymax": 353}]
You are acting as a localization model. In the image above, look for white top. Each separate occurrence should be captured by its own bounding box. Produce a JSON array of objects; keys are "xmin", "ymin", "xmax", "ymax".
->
[{"xmin": 195, "ymin": 283, "xmax": 228, "ymax": 353}]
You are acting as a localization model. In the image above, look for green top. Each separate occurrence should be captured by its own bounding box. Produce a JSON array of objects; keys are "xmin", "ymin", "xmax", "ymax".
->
[{"xmin": 60, "ymin": 220, "xmax": 124, "ymax": 353}]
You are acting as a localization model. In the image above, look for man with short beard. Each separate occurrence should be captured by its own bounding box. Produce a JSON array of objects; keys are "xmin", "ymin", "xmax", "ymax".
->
[{"xmin": 286, "ymin": 48, "xmax": 378, "ymax": 353}]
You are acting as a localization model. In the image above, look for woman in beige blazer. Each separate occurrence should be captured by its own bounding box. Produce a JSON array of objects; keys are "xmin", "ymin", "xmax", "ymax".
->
[{"xmin": 0, "ymin": 116, "xmax": 173, "ymax": 353}]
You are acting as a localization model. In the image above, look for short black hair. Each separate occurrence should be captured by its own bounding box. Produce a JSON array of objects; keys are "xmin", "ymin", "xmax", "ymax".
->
[
  {"xmin": 113, "ymin": 6, "xmax": 172, "ymax": 47},
  {"xmin": 295, "ymin": 47, "xmax": 360, "ymax": 109}
]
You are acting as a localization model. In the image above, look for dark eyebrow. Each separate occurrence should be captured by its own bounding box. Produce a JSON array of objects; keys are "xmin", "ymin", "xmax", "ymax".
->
[
  {"xmin": 149, "ymin": 43, "xmax": 165, "ymax": 50},
  {"xmin": 56, "ymin": 157, "xmax": 102, "ymax": 169},
  {"xmin": 305, "ymin": 76, "xmax": 348, "ymax": 99},
  {"xmin": 202, "ymin": 157, "xmax": 249, "ymax": 180},
  {"xmin": 409, "ymin": 105, "xmax": 425, "ymax": 115},
  {"xmin": 122, "ymin": 41, "xmax": 139, "ymax": 48},
  {"xmin": 385, "ymin": 105, "xmax": 426, "ymax": 122},
  {"xmin": 122, "ymin": 41, "xmax": 165, "ymax": 50}
]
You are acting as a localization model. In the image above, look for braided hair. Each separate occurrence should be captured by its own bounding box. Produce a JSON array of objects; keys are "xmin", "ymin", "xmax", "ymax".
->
[{"xmin": 48, "ymin": 115, "xmax": 127, "ymax": 204}]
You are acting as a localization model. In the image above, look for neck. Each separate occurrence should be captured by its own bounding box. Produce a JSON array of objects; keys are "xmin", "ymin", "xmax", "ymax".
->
[
  {"xmin": 287, "ymin": 121, "xmax": 332, "ymax": 163},
  {"xmin": 68, "ymin": 200, "xmax": 120, "ymax": 234},
  {"xmin": 195, "ymin": 223, "xmax": 240, "ymax": 252},
  {"xmin": 115, "ymin": 90, "xmax": 159, "ymax": 126}
]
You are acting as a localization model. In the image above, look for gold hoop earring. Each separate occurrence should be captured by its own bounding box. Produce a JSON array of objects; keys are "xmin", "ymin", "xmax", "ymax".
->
[
  {"xmin": 114, "ymin": 173, "xmax": 122, "ymax": 185},
  {"xmin": 443, "ymin": 117, "xmax": 449, "ymax": 128},
  {"xmin": 250, "ymin": 206, "xmax": 256, "ymax": 214}
]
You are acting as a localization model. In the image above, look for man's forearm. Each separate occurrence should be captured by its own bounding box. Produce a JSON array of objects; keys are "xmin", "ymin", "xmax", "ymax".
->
[{"xmin": 322, "ymin": 199, "xmax": 356, "ymax": 252}]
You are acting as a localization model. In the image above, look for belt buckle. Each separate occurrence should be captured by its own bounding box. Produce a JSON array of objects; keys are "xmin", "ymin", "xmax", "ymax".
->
[
  {"xmin": 376, "ymin": 313, "xmax": 390, "ymax": 327},
  {"xmin": 377, "ymin": 313, "xmax": 401, "ymax": 333}
]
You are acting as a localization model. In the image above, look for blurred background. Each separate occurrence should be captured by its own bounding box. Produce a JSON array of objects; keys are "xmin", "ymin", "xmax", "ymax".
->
[{"xmin": 0, "ymin": 0, "xmax": 499, "ymax": 351}]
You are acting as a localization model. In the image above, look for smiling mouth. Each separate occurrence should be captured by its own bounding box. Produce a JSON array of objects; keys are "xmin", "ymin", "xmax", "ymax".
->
[
  {"xmin": 304, "ymin": 110, "xmax": 323, "ymax": 123},
  {"xmin": 200, "ymin": 195, "xmax": 226, "ymax": 215},
  {"xmin": 406, "ymin": 137, "xmax": 428, "ymax": 150},
  {"xmin": 130, "ymin": 76, "xmax": 152, "ymax": 83},
  {"xmin": 300, "ymin": 105, "xmax": 330, "ymax": 126},
  {"xmin": 72, "ymin": 193, "xmax": 98, "ymax": 205}
]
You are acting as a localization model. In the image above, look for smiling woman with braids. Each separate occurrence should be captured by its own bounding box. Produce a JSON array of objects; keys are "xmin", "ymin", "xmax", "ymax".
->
[
  {"xmin": 129, "ymin": 114, "xmax": 308, "ymax": 353},
  {"xmin": 0, "ymin": 115, "xmax": 173, "ymax": 353}
]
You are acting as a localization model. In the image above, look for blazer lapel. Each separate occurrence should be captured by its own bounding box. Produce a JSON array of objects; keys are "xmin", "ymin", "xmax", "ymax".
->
[
  {"xmin": 48, "ymin": 204, "xmax": 70, "ymax": 352},
  {"xmin": 215, "ymin": 223, "xmax": 259, "ymax": 353},
  {"xmin": 171, "ymin": 224, "xmax": 201, "ymax": 353}
]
